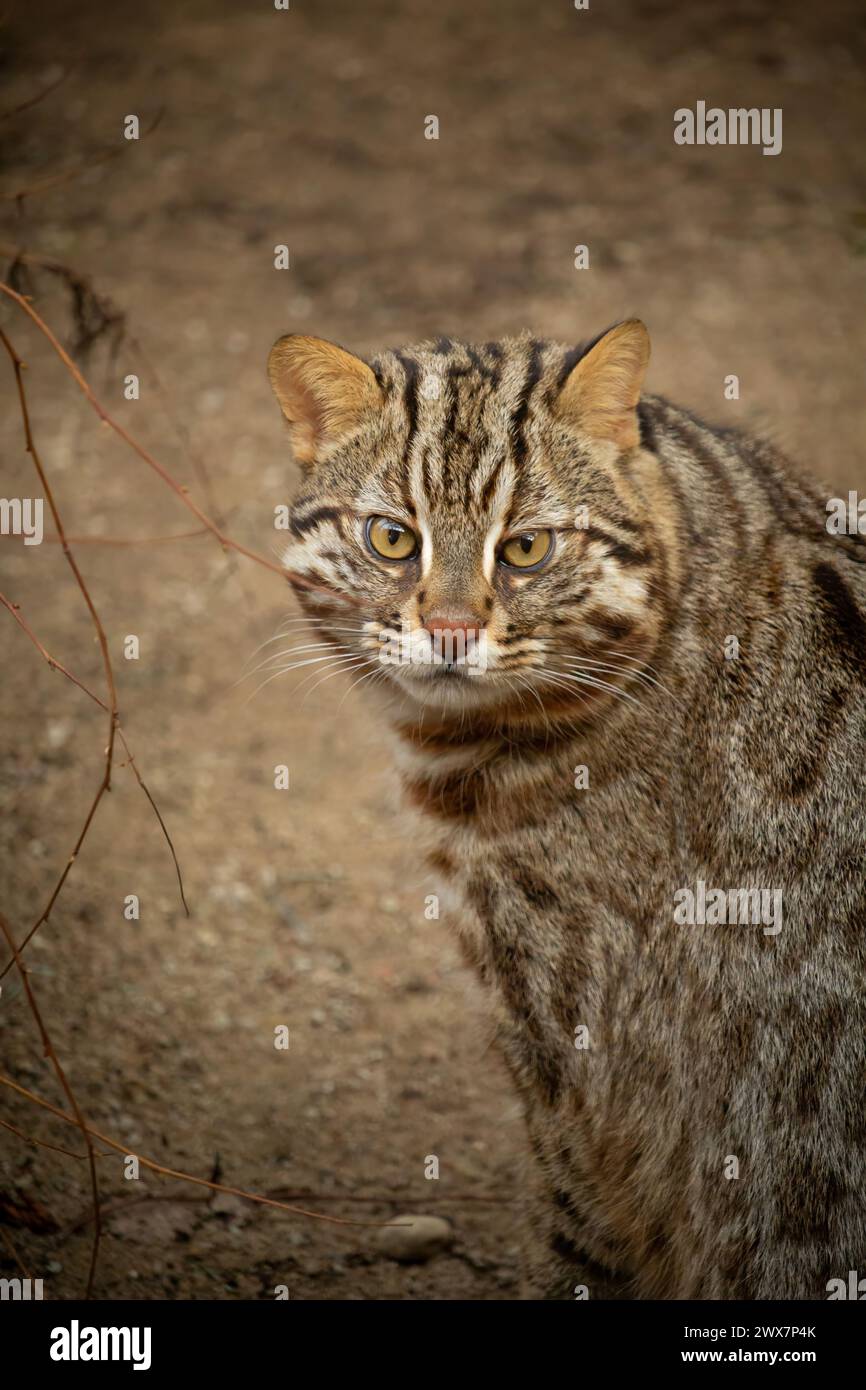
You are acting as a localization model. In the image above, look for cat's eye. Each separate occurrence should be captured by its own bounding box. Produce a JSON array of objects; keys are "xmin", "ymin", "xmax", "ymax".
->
[
  {"xmin": 499, "ymin": 529, "xmax": 554, "ymax": 571},
  {"xmin": 365, "ymin": 515, "xmax": 419, "ymax": 562}
]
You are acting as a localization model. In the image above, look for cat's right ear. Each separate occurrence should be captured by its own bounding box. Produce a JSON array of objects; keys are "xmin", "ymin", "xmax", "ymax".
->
[{"xmin": 267, "ymin": 335, "xmax": 382, "ymax": 468}]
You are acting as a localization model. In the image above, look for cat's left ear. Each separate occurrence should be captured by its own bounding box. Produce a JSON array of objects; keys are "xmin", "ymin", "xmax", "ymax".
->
[
  {"xmin": 555, "ymin": 320, "xmax": 650, "ymax": 451},
  {"xmin": 267, "ymin": 334, "xmax": 382, "ymax": 467}
]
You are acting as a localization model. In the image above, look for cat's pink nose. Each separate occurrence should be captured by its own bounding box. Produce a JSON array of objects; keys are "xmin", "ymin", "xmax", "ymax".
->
[{"xmin": 423, "ymin": 612, "xmax": 483, "ymax": 642}]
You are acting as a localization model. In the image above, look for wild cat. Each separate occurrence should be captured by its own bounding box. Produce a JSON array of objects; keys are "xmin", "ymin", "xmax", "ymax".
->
[{"xmin": 265, "ymin": 321, "xmax": 866, "ymax": 1299}]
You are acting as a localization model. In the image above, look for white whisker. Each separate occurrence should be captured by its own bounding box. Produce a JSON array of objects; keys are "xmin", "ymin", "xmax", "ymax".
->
[
  {"xmin": 244, "ymin": 620, "xmax": 368, "ymax": 661},
  {"xmin": 297, "ymin": 655, "xmax": 375, "ymax": 699},
  {"xmin": 559, "ymin": 657, "xmax": 676, "ymax": 703},
  {"xmin": 247, "ymin": 651, "xmax": 364, "ymax": 701},
  {"xmin": 536, "ymin": 666, "xmax": 640, "ymax": 707},
  {"xmin": 338, "ymin": 663, "xmax": 391, "ymax": 709},
  {"xmin": 239, "ymin": 641, "xmax": 348, "ymax": 683}
]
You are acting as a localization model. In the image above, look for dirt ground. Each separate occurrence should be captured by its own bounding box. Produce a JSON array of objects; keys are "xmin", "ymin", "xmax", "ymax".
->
[{"xmin": 1, "ymin": 0, "xmax": 865, "ymax": 1300}]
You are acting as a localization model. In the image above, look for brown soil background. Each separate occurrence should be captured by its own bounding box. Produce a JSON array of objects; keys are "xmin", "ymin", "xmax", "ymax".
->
[{"xmin": 1, "ymin": 0, "xmax": 865, "ymax": 1301}]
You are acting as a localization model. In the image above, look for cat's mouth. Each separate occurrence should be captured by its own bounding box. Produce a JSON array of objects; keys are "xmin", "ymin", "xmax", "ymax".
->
[
  {"xmin": 391, "ymin": 662, "xmax": 487, "ymax": 689},
  {"xmin": 406, "ymin": 664, "xmax": 475, "ymax": 681},
  {"xmin": 384, "ymin": 657, "xmax": 524, "ymax": 712}
]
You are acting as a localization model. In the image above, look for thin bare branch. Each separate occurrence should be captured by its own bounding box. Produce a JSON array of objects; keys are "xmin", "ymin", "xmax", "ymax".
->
[
  {"xmin": 0, "ymin": 283, "xmax": 357, "ymax": 603},
  {"xmin": 2, "ymin": 108, "xmax": 164, "ymax": 204},
  {"xmin": 0, "ymin": 1073, "xmax": 395, "ymax": 1230},
  {"xmin": 0, "ymin": 911, "xmax": 102, "ymax": 1297},
  {"xmin": 0, "ymin": 1113, "xmax": 112, "ymax": 1163},
  {"xmin": 0, "ymin": 592, "xmax": 108, "ymax": 711},
  {"xmin": 0, "ymin": 592, "xmax": 190, "ymax": 940},
  {"xmin": 0, "ymin": 325, "xmax": 115, "ymax": 968},
  {"xmin": 0, "ymin": 68, "xmax": 68, "ymax": 123}
]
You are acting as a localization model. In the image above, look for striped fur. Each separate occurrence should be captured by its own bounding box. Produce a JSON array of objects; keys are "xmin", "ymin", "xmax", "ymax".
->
[{"xmin": 267, "ymin": 326, "xmax": 866, "ymax": 1299}]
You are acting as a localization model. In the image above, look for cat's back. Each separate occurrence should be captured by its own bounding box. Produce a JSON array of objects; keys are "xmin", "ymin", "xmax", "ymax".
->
[
  {"xmin": 640, "ymin": 391, "xmax": 866, "ymax": 582},
  {"xmin": 636, "ymin": 392, "xmax": 866, "ymax": 767}
]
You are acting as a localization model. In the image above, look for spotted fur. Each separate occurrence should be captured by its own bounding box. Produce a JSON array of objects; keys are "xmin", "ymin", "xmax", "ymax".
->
[{"xmin": 267, "ymin": 324, "xmax": 866, "ymax": 1299}]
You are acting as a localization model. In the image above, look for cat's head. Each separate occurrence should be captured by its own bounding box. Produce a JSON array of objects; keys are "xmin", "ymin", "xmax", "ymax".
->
[{"xmin": 266, "ymin": 322, "xmax": 665, "ymax": 720}]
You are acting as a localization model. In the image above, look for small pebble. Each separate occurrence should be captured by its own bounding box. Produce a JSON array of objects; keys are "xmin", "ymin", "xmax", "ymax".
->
[{"xmin": 377, "ymin": 1214, "xmax": 453, "ymax": 1264}]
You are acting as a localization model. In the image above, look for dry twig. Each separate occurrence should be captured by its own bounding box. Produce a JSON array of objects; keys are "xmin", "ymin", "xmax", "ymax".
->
[
  {"xmin": 0, "ymin": 1074, "xmax": 392, "ymax": 1231},
  {"xmin": 2, "ymin": 108, "xmax": 164, "ymax": 207}
]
